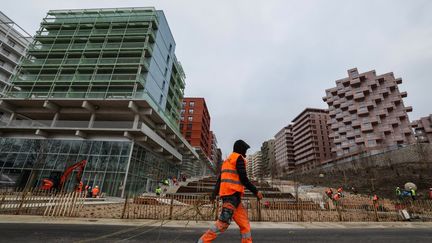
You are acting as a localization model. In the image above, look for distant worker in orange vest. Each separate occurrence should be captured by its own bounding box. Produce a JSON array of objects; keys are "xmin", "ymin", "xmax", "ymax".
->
[
  {"xmin": 333, "ymin": 192, "xmax": 341, "ymax": 201},
  {"xmin": 373, "ymin": 194, "xmax": 379, "ymax": 208},
  {"xmin": 92, "ymin": 185, "xmax": 100, "ymax": 198},
  {"xmin": 325, "ymin": 188, "xmax": 333, "ymax": 199},
  {"xmin": 198, "ymin": 140, "xmax": 263, "ymax": 243}
]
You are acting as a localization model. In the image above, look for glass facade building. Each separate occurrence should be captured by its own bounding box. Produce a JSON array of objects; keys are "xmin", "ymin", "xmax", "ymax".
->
[{"xmin": 0, "ymin": 8, "xmax": 207, "ymax": 197}]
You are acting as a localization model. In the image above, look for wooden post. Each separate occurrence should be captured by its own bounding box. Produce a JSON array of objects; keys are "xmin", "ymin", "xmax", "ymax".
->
[
  {"xmin": 214, "ymin": 199, "xmax": 220, "ymax": 221},
  {"xmin": 336, "ymin": 202, "xmax": 342, "ymax": 221},
  {"xmin": 257, "ymin": 199, "xmax": 262, "ymax": 222},
  {"xmin": 16, "ymin": 190, "xmax": 28, "ymax": 215},
  {"xmin": 300, "ymin": 199, "xmax": 304, "ymax": 222},
  {"xmin": 121, "ymin": 194, "xmax": 129, "ymax": 219},
  {"xmin": 169, "ymin": 195, "xmax": 174, "ymax": 220},
  {"xmin": 373, "ymin": 201, "xmax": 379, "ymax": 222}
]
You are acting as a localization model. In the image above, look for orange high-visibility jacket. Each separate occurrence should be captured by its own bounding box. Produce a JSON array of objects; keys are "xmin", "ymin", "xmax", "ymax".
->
[{"xmin": 219, "ymin": 152, "xmax": 247, "ymax": 197}]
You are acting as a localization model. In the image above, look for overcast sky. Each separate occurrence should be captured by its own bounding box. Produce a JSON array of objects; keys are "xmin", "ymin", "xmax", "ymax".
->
[{"xmin": 3, "ymin": 0, "xmax": 432, "ymax": 157}]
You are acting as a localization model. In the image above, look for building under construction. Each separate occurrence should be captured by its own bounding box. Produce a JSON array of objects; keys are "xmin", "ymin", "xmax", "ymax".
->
[{"xmin": 0, "ymin": 7, "xmax": 208, "ymax": 197}]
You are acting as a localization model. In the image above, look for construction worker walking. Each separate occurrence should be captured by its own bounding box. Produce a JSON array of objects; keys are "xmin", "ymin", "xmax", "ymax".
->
[{"xmin": 198, "ymin": 140, "xmax": 263, "ymax": 243}]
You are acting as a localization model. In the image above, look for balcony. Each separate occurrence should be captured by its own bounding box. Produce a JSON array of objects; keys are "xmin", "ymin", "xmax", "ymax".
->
[
  {"xmin": 352, "ymin": 120, "xmax": 361, "ymax": 128},
  {"xmin": 355, "ymin": 137, "xmax": 365, "ymax": 144},
  {"xmin": 346, "ymin": 131, "xmax": 355, "ymax": 138},
  {"xmin": 341, "ymin": 142, "xmax": 350, "ymax": 149},
  {"xmin": 384, "ymin": 103, "xmax": 395, "ymax": 111},
  {"xmin": 391, "ymin": 95, "xmax": 402, "ymax": 104},
  {"xmin": 345, "ymin": 90, "xmax": 354, "ymax": 98},
  {"xmin": 353, "ymin": 92, "xmax": 365, "ymax": 100},
  {"xmin": 370, "ymin": 117, "xmax": 379, "ymax": 125},
  {"xmin": 350, "ymin": 78, "xmax": 361, "ymax": 86},
  {"xmin": 387, "ymin": 118, "xmax": 399, "ymax": 125},
  {"xmin": 386, "ymin": 82, "xmax": 396, "ymax": 90},
  {"xmin": 394, "ymin": 111, "xmax": 406, "ymax": 118},
  {"xmin": 357, "ymin": 107, "xmax": 369, "ymax": 115},
  {"xmin": 371, "ymin": 94, "xmax": 383, "ymax": 102},
  {"xmin": 400, "ymin": 91, "xmax": 407, "ymax": 98},
  {"xmin": 378, "ymin": 88, "xmax": 389, "ymax": 95},
  {"xmin": 343, "ymin": 116, "xmax": 352, "ymax": 124},
  {"xmin": 30, "ymin": 42, "xmax": 154, "ymax": 54},
  {"xmin": 405, "ymin": 106, "xmax": 413, "ymax": 112},
  {"xmin": 331, "ymin": 123, "xmax": 340, "ymax": 131},
  {"xmin": 403, "ymin": 127, "xmax": 413, "ymax": 135},
  {"xmin": 348, "ymin": 105, "xmax": 357, "ymax": 113},
  {"xmin": 395, "ymin": 78, "xmax": 402, "ymax": 84},
  {"xmin": 361, "ymin": 123, "xmax": 374, "ymax": 132},
  {"xmin": 394, "ymin": 135, "xmax": 404, "ymax": 142},
  {"xmin": 380, "ymin": 125, "xmax": 392, "ymax": 134},
  {"xmin": 377, "ymin": 109, "xmax": 388, "ymax": 118}
]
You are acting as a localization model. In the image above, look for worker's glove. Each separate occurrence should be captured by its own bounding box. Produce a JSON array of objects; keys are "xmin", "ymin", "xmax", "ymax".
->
[{"xmin": 256, "ymin": 191, "xmax": 264, "ymax": 200}]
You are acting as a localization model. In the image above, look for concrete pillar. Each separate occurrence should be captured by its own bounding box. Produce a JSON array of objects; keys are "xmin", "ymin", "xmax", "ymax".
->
[
  {"xmin": 133, "ymin": 114, "xmax": 140, "ymax": 129},
  {"xmin": 51, "ymin": 112, "xmax": 59, "ymax": 127},
  {"xmin": 88, "ymin": 113, "xmax": 95, "ymax": 128},
  {"xmin": 6, "ymin": 112, "xmax": 16, "ymax": 126}
]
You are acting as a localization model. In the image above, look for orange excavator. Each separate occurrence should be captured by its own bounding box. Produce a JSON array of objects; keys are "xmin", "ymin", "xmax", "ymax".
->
[{"xmin": 41, "ymin": 159, "xmax": 87, "ymax": 192}]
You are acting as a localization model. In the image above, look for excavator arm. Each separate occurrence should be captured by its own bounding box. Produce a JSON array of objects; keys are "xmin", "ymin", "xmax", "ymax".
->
[
  {"xmin": 59, "ymin": 159, "xmax": 87, "ymax": 189},
  {"xmin": 41, "ymin": 159, "xmax": 87, "ymax": 191}
]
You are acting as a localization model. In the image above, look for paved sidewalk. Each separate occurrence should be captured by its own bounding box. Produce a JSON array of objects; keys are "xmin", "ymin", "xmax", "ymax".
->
[{"xmin": 0, "ymin": 215, "xmax": 431, "ymax": 229}]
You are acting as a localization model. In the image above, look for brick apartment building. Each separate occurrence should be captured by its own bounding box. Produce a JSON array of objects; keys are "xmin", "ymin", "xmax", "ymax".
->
[
  {"xmin": 411, "ymin": 115, "xmax": 432, "ymax": 143},
  {"xmin": 180, "ymin": 98, "xmax": 212, "ymax": 158},
  {"xmin": 274, "ymin": 125, "xmax": 295, "ymax": 176},
  {"xmin": 292, "ymin": 108, "xmax": 333, "ymax": 172},
  {"xmin": 323, "ymin": 68, "xmax": 414, "ymax": 158}
]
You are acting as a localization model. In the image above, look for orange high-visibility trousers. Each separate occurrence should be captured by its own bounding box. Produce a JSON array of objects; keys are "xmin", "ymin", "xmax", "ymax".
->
[{"xmin": 198, "ymin": 202, "xmax": 252, "ymax": 243}]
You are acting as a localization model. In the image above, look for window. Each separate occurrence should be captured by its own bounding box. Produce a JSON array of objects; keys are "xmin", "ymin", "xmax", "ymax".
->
[
  {"xmin": 164, "ymin": 68, "xmax": 168, "ymax": 77},
  {"xmin": 186, "ymin": 132, "xmax": 192, "ymax": 139},
  {"xmin": 169, "ymin": 44, "xmax": 173, "ymax": 52},
  {"xmin": 182, "ymin": 101, "xmax": 186, "ymax": 107},
  {"xmin": 180, "ymin": 116, "xmax": 184, "ymax": 121},
  {"xmin": 3, "ymin": 49, "xmax": 10, "ymax": 57},
  {"xmin": 179, "ymin": 124, "xmax": 183, "ymax": 130},
  {"xmin": 7, "ymin": 39, "xmax": 15, "ymax": 47},
  {"xmin": 187, "ymin": 124, "xmax": 192, "ymax": 130},
  {"xmin": 189, "ymin": 109, "xmax": 194, "ymax": 114},
  {"xmin": 189, "ymin": 101, "xmax": 195, "ymax": 107},
  {"xmin": 166, "ymin": 55, "xmax": 170, "ymax": 64},
  {"xmin": 188, "ymin": 116, "xmax": 193, "ymax": 122},
  {"xmin": 159, "ymin": 94, "xmax": 163, "ymax": 105},
  {"xmin": 180, "ymin": 109, "xmax": 185, "ymax": 114},
  {"xmin": 0, "ymin": 59, "xmax": 4, "ymax": 66},
  {"xmin": 162, "ymin": 81, "xmax": 166, "ymax": 90}
]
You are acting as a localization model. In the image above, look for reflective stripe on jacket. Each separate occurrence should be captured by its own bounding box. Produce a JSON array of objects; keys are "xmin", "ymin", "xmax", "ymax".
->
[{"xmin": 219, "ymin": 152, "xmax": 246, "ymax": 197}]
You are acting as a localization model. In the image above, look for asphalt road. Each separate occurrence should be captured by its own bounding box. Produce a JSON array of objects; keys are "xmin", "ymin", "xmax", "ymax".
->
[{"xmin": 0, "ymin": 223, "xmax": 431, "ymax": 243}]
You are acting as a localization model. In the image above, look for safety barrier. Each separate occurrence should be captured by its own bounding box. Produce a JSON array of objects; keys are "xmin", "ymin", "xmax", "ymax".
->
[
  {"xmin": 1, "ymin": 189, "xmax": 431, "ymax": 222},
  {"xmin": 115, "ymin": 194, "xmax": 432, "ymax": 222},
  {"xmin": 0, "ymin": 188, "xmax": 86, "ymax": 217}
]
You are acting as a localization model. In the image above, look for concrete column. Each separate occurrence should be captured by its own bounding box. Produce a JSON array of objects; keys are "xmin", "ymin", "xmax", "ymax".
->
[
  {"xmin": 6, "ymin": 112, "xmax": 16, "ymax": 126},
  {"xmin": 133, "ymin": 114, "xmax": 140, "ymax": 129},
  {"xmin": 88, "ymin": 113, "xmax": 95, "ymax": 128},
  {"xmin": 51, "ymin": 112, "xmax": 59, "ymax": 127}
]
